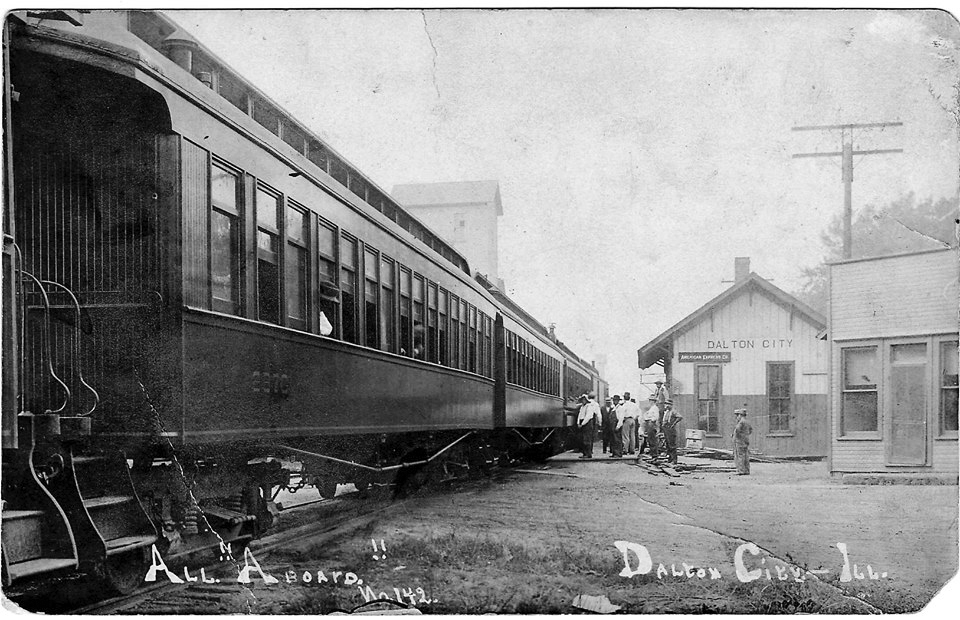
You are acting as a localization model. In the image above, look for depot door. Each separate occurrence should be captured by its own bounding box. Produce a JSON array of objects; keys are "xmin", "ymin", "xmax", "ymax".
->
[{"xmin": 887, "ymin": 343, "xmax": 928, "ymax": 466}]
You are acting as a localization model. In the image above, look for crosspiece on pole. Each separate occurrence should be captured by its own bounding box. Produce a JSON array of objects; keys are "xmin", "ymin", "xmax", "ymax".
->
[
  {"xmin": 792, "ymin": 121, "xmax": 903, "ymax": 131},
  {"xmin": 793, "ymin": 149, "xmax": 903, "ymax": 159},
  {"xmin": 790, "ymin": 121, "xmax": 903, "ymax": 258}
]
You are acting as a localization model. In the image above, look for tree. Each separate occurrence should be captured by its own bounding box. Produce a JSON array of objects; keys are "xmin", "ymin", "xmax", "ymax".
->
[{"xmin": 793, "ymin": 193, "xmax": 958, "ymax": 314}]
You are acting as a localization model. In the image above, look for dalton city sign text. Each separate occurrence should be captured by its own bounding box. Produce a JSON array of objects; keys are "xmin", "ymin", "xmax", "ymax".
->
[{"xmin": 706, "ymin": 338, "xmax": 793, "ymax": 349}]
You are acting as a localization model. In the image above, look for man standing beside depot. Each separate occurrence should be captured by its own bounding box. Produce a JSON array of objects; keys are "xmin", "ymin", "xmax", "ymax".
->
[
  {"xmin": 733, "ymin": 408, "xmax": 753, "ymax": 474},
  {"xmin": 641, "ymin": 395, "xmax": 661, "ymax": 460},
  {"xmin": 616, "ymin": 391, "xmax": 640, "ymax": 455}
]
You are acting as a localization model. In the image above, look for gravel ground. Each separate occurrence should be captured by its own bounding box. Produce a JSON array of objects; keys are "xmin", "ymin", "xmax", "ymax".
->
[{"xmin": 147, "ymin": 446, "xmax": 959, "ymax": 614}]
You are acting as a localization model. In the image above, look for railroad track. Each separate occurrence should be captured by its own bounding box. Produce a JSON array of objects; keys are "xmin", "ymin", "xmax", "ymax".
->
[{"xmin": 72, "ymin": 489, "xmax": 412, "ymax": 615}]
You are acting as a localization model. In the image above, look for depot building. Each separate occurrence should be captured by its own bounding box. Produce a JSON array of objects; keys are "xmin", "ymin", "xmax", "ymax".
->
[{"xmin": 636, "ymin": 258, "xmax": 829, "ymax": 458}]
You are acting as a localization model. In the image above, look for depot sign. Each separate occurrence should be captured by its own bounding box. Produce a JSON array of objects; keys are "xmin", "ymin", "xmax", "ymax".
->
[{"xmin": 678, "ymin": 352, "xmax": 731, "ymax": 363}]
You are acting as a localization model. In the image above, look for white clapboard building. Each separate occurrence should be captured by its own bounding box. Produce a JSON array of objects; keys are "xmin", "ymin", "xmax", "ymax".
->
[
  {"xmin": 637, "ymin": 258, "xmax": 829, "ymax": 458},
  {"xmin": 828, "ymin": 247, "xmax": 958, "ymax": 479}
]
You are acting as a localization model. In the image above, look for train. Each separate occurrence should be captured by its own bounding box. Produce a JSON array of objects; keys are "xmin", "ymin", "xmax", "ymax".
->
[{"xmin": 0, "ymin": 10, "xmax": 606, "ymax": 597}]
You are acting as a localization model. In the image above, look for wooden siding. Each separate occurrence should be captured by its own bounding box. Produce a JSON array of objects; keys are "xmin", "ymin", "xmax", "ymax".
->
[
  {"xmin": 181, "ymin": 139, "xmax": 209, "ymax": 308},
  {"xmin": 674, "ymin": 393, "xmax": 827, "ymax": 457},
  {"xmin": 831, "ymin": 440, "xmax": 958, "ymax": 474},
  {"xmin": 830, "ymin": 249, "xmax": 958, "ymax": 341},
  {"xmin": 671, "ymin": 286, "xmax": 827, "ymax": 396},
  {"xmin": 829, "ymin": 251, "xmax": 958, "ymax": 475},
  {"xmin": 830, "ymin": 334, "xmax": 958, "ymax": 474}
]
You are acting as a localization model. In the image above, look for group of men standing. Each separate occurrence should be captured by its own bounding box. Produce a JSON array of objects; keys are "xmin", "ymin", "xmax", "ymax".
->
[{"xmin": 576, "ymin": 380, "xmax": 683, "ymax": 464}]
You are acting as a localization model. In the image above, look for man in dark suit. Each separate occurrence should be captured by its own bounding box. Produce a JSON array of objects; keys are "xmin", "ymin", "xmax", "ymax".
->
[{"xmin": 600, "ymin": 397, "xmax": 615, "ymax": 453}]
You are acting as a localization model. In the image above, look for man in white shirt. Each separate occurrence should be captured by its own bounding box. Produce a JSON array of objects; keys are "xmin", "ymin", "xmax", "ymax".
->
[
  {"xmin": 653, "ymin": 380, "xmax": 670, "ymax": 426},
  {"xmin": 577, "ymin": 393, "xmax": 601, "ymax": 459},
  {"xmin": 615, "ymin": 392, "xmax": 641, "ymax": 455},
  {"xmin": 641, "ymin": 395, "xmax": 661, "ymax": 459},
  {"xmin": 608, "ymin": 395, "xmax": 624, "ymax": 457}
]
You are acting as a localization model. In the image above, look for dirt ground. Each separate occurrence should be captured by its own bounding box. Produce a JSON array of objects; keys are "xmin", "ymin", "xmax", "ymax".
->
[{"xmin": 179, "ymin": 444, "xmax": 959, "ymax": 614}]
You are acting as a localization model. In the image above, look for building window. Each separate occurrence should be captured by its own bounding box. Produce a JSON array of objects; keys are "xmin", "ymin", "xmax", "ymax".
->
[
  {"xmin": 427, "ymin": 283, "xmax": 438, "ymax": 363},
  {"xmin": 256, "ymin": 186, "xmax": 281, "ymax": 324},
  {"xmin": 484, "ymin": 316, "xmax": 493, "ymax": 379},
  {"xmin": 413, "ymin": 275, "xmax": 425, "ymax": 360},
  {"xmin": 696, "ymin": 365, "xmax": 720, "ymax": 434},
  {"xmin": 399, "ymin": 268, "xmax": 411, "ymax": 356},
  {"xmin": 211, "ymin": 164, "xmax": 240, "ymax": 314},
  {"xmin": 285, "ymin": 204, "xmax": 309, "ymax": 329},
  {"xmin": 380, "ymin": 258, "xmax": 395, "ymax": 352},
  {"xmin": 468, "ymin": 306, "xmax": 477, "ymax": 374},
  {"xmin": 460, "ymin": 300, "xmax": 468, "ymax": 370},
  {"xmin": 316, "ymin": 220, "xmax": 338, "ymax": 337},
  {"xmin": 437, "ymin": 289, "xmax": 448, "ymax": 366},
  {"xmin": 340, "ymin": 235, "xmax": 358, "ymax": 343},
  {"xmin": 841, "ymin": 346, "xmax": 878, "ymax": 434},
  {"xmin": 767, "ymin": 362, "xmax": 793, "ymax": 433},
  {"xmin": 452, "ymin": 212, "xmax": 466, "ymax": 241},
  {"xmin": 363, "ymin": 248, "xmax": 379, "ymax": 349},
  {"xmin": 450, "ymin": 296, "xmax": 460, "ymax": 368},
  {"xmin": 942, "ymin": 341, "xmax": 959, "ymax": 435}
]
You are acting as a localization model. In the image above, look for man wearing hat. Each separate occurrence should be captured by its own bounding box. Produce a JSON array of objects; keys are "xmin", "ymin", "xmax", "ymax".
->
[
  {"xmin": 600, "ymin": 397, "xmax": 616, "ymax": 454},
  {"xmin": 732, "ymin": 408, "xmax": 753, "ymax": 475},
  {"xmin": 615, "ymin": 392, "xmax": 640, "ymax": 455},
  {"xmin": 577, "ymin": 392, "xmax": 601, "ymax": 459},
  {"xmin": 640, "ymin": 394, "xmax": 661, "ymax": 459},
  {"xmin": 608, "ymin": 395, "xmax": 624, "ymax": 457},
  {"xmin": 653, "ymin": 380, "xmax": 670, "ymax": 426},
  {"xmin": 660, "ymin": 399, "xmax": 682, "ymax": 464}
]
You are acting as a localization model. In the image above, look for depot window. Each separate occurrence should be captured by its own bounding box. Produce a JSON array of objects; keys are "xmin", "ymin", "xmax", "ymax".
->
[
  {"xmin": 211, "ymin": 163, "xmax": 241, "ymax": 315},
  {"xmin": 255, "ymin": 185, "xmax": 281, "ymax": 324},
  {"xmin": 696, "ymin": 365, "xmax": 720, "ymax": 435},
  {"xmin": 767, "ymin": 362, "xmax": 793, "ymax": 433},
  {"xmin": 841, "ymin": 347, "xmax": 879, "ymax": 434}
]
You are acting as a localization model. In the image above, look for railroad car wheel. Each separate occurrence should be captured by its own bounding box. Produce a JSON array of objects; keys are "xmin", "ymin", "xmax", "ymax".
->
[
  {"xmin": 353, "ymin": 477, "xmax": 372, "ymax": 497},
  {"xmin": 318, "ymin": 480, "xmax": 338, "ymax": 499},
  {"xmin": 101, "ymin": 548, "xmax": 149, "ymax": 596}
]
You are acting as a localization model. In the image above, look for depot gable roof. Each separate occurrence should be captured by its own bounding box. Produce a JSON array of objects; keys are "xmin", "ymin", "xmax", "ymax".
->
[{"xmin": 636, "ymin": 274, "xmax": 826, "ymax": 369}]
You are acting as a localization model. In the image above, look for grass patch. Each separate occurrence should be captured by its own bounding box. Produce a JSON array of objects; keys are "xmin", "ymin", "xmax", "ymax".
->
[{"xmin": 261, "ymin": 532, "xmax": 929, "ymax": 614}]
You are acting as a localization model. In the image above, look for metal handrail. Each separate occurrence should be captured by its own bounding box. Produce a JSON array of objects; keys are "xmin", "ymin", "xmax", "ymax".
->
[
  {"xmin": 20, "ymin": 270, "xmax": 70, "ymax": 414},
  {"xmin": 41, "ymin": 279, "xmax": 99, "ymax": 416},
  {"xmin": 13, "ymin": 242, "xmax": 25, "ymax": 413},
  {"xmin": 278, "ymin": 431, "xmax": 476, "ymax": 473}
]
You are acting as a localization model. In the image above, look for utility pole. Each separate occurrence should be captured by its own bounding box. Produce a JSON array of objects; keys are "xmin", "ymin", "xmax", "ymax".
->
[{"xmin": 792, "ymin": 122, "xmax": 903, "ymax": 259}]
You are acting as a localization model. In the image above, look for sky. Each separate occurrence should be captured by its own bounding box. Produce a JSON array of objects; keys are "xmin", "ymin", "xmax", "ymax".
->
[{"xmin": 168, "ymin": 8, "xmax": 959, "ymax": 396}]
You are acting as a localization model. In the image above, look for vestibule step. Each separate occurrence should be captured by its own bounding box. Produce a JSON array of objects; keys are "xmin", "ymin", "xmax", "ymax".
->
[
  {"xmin": 1, "ymin": 510, "xmax": 45, "ymax": 521},
  {"xmin": 83, "ymin": 495, "xmax": 134, "ymax": 510},
  {"xmin": 6, "ymin": 557, "xmax": 76, "ymax": 581},
  {"xmin": 105, "ymin": 534, "xmax": 157, "ymax": 555}
]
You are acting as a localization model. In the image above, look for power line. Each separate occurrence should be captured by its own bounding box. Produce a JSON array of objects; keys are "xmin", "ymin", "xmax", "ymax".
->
[{"xmin": 792, "ymin": 122, "xmax": 903, "ymax": 259}]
